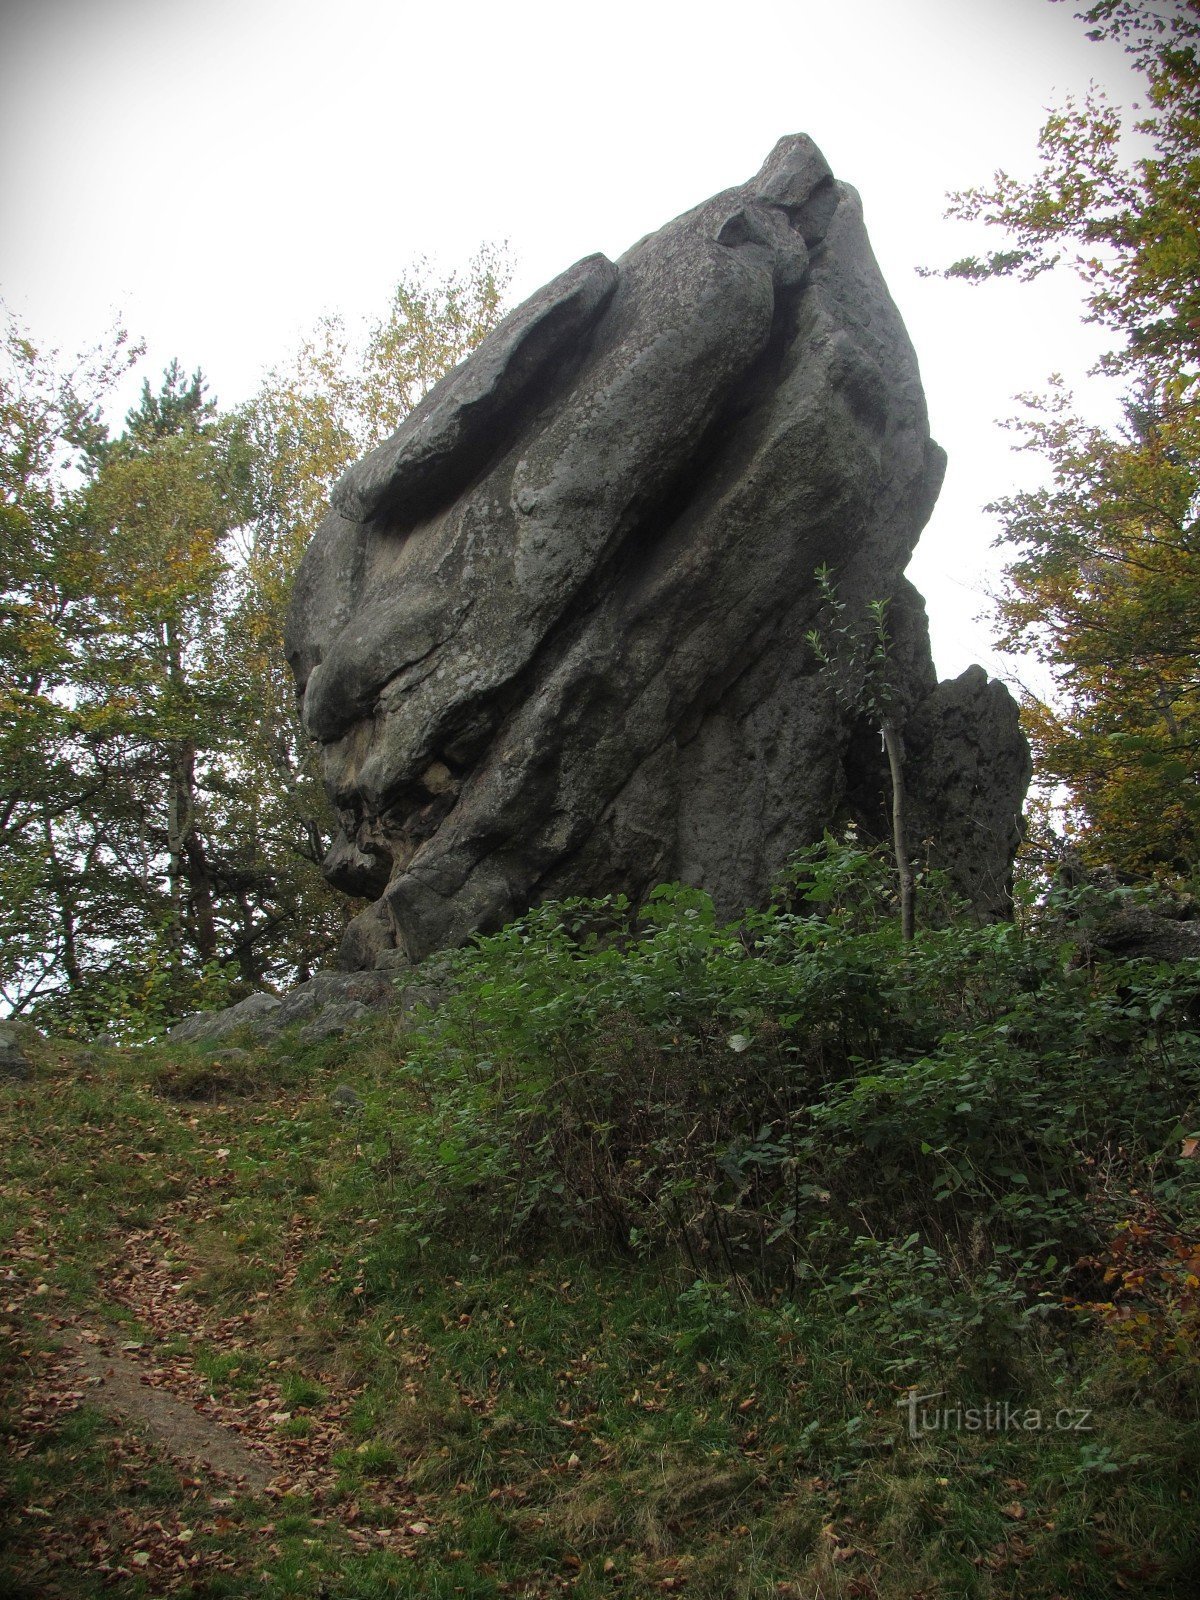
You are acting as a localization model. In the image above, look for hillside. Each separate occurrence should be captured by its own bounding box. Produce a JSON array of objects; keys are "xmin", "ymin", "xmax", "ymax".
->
[{"xmin": 3, "ymin": 842, "xmax": 1199, "ymax": 1598}]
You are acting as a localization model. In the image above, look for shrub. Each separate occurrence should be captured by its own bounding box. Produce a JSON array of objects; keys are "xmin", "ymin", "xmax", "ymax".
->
[{"xmin": 372, "ymin": 837, "xmax": 1200, "ymax": 1379}]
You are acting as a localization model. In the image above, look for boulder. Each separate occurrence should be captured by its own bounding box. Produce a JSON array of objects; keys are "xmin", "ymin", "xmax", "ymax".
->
[
  {"xmin": 903, "ymin": 664, "xmax": 1031, "ymax": 919},
  {"xmin": 285, "ymin": 134, "xmax": 1030, "ymax": 967},
  {"xmin": 1081, "ymin": 902, "xmax": 1200, "ymax": 966},
  {"xmin": 0, "ymin": 1018, "xmax": 36, "ymax": 1081},
  {"xmin": 167, "ymin": 970, "xmax": 395, "ymax": 1046},
  {"xmin": 169, "ymin": 991, "xmax": 283, "ymax": 1046}
]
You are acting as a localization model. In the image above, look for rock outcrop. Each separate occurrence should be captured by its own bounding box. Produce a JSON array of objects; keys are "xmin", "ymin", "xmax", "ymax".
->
[
  {"xmin": 0, "ymin": 1018, "xmax": 36, "ymax": 1081},
  {"xmin": 166, "ymin": 964, "xmax": 453, "ymax": 1047},
  {"xmin": 285, "ymin": 135, "xmax": 1030, "ymax": 969}
]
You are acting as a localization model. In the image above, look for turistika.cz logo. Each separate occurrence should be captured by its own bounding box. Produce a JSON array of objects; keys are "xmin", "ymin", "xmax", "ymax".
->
[{"xmin": 898, "ymin": 1391, "xmax": 1094, "ymax": 1441}]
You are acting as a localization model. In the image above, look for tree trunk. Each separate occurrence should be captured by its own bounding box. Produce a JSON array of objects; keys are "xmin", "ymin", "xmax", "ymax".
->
[
  {"xmin": 164, "ymin": 621, "xmax": 217, "ymax": 962},
  {"xmin": 881, "ymin": 717, "xmax": 915, "ymax": 942},
  {"xmin": 41, "ymin": 810, "xmax": 81, "ymax": 989}
]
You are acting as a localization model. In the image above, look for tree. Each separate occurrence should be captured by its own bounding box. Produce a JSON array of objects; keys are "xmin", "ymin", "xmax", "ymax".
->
[
  {"xmin": 0, "ymin": 344, "xmax": 254, "ymax": 1027},
  {"xmin": 120, "ymin": 358, "xmax": 210, "ymax": 443},
  {"xmin": 936, "ymin": 0, "xmax": 1199, "ymax": 881},
  {"xmin": 0, "ymin": 308, "xmax": 140, "ymax": 1015},
  {"xmin": 1, "ymin": 246, "xmax": 512, "ymax": 1032},
  {"xmin": 985, "ymin": 378, "xmax": 1198, "ymax": 876},
  {"xmin": 807, "ymin": 569, "xmax": 916, "ymax": 940},
  {"xmin": 81, "ymin": 367, "xmax": 248, "ymax": 977}
]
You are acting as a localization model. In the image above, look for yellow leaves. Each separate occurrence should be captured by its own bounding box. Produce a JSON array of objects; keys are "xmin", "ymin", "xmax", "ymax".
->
[
  {"xmin": 993, "ymin": 381, "xmax": 1200, "ymax": 876},
  {"xmin": 10, "ymin": 609, "xmax": 64, "ymax": 662},
  {"xmin": 935, "ymin": 8, "xmax": 1200, "ymax": 880},
  {"xmin": 244, "ymin": 244, "xmax": 512, "ymax": 552},
  {"xmin": 84, "ymin": 434, "xmax": 234, "ymax": 646}
]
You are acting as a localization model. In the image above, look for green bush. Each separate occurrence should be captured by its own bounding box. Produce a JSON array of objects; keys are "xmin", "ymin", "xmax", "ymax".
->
[{"xmin": 372, "ymin": 837, "xmax": 1200, "ymax": 1379}]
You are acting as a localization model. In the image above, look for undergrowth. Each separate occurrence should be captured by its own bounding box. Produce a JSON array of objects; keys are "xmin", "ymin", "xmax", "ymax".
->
[
  {"xmin": 2, "ymin": 835, "xmax": 1199, "ymax": 1597},
  {"xmin": 381, "ymin": 838, "xmax": 1200, "ymax": 1385}
]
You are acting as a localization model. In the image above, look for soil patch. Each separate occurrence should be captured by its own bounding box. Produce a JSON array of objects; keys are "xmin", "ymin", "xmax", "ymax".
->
[{"xmin": 62, "ymin": 1328, "xmax": 275, "ymax": 1492}]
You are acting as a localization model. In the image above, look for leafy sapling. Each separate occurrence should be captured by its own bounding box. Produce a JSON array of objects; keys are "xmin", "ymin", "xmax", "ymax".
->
[{"xmin": 806, "ymin": 565, "xmax": 915, "ymax": 940}]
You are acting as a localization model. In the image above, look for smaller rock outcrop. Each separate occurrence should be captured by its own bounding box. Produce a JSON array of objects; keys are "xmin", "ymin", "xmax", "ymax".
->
[
  {"xmin": 169, "ymin": 992, "xmax": 284, "ymax": 1046},
  {"xmin": 0, "ymin": 1018, "xmax": 36, "ymax": 1081},
  {"xmin": 164, "ymin": 961, "xmax": 454, "ymax": 1048},
  {"xmin": 905, "ymin": 666, "xmax": 1033, "ymax": 920}
]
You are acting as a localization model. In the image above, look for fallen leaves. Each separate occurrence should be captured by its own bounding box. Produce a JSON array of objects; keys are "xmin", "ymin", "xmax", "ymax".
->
[{"xmin": 1, "ymin": 1138, "xmax": 434, "ymax": 1595}]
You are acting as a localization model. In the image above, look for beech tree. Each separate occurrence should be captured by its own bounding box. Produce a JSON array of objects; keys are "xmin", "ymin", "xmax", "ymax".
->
[
  {"xmin": 1, "ymin": 246, "xmax": 512, "ymax": 1031},
  {"xmin": 220, "ymin": 244, "xmax": 514, "ymax": 981},
  {"xmin": 938, "ymin": 0, "xmax": 1199, "ymax": 879},
  {"xmin": 0, "ymin": 312, "xmax": 140, "ymax": 1015},
  {"xmin": 0, "ymin": 347, "xmax": 252, "ymax": 1025}
]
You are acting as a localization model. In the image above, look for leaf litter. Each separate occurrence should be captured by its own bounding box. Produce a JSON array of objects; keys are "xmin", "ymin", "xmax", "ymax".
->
[{"xmin": 1, "ymin": 1081, "xmax": 438, "ymax": 1593}]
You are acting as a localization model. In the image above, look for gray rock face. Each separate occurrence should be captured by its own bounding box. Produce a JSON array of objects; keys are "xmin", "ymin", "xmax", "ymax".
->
[
  {"xmin": 169, "ymin": 991, "xmax": 283, "ymax": 1045},
  {"xmin": 331, "ymin": 255, "xmax": 620, "ymax": 532},
  {"xmin": 285, "ymin": 135, "xmax": 1030, "ymax": 967},
  {"xmin": 168, "ymin": 971, "xmax": 394, "ymax": 1046},
  {"xmin": 906, "ymin": 665, "xmax": 1033, "ymax": 919},
  {"xmin": 1084, "ymin": 903, "xmax": 1200, "ymax": 965},
  {"xmin": 0, "ymin": 1018, "xmax": 36, "ymax": 1080}
]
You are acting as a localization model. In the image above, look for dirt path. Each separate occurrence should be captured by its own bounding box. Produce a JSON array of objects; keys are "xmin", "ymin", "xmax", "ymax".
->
[
  {"xmin": 61, "ymin": 1328, "xmax": 275, "ymax": 1491},
  {"xmin": 42, "ymin": 1212, "xmax": 428, "ymax": 1515},
  {"xmin": 5, "ymin": 1204, "xmax": 435, "ymax": 1593}
]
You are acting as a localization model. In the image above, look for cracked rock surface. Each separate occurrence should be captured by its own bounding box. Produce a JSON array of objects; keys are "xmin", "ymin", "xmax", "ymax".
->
[{"xmin": 285, "ymin": 135, "xmax": 1030, "ymax": 969}]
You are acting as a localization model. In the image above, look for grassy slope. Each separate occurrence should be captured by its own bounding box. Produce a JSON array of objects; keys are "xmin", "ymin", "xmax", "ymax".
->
[{"xmin": 3, "ymin": 891, "xmax": 1200, "ymax": 1598}]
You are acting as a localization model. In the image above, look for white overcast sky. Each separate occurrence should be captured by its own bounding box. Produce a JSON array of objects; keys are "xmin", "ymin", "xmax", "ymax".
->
[{"xmin": 0, "ymin": 0, "xmax": 1142, "ymax": 686}]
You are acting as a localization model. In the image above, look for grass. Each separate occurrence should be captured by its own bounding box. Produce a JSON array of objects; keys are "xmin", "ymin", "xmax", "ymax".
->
[{"xmin": 3, "ymin": 873, "xmax": 1200, "ymax": 1596}]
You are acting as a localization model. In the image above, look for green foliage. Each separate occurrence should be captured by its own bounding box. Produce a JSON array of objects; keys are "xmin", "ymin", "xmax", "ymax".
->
[
  {"xmin": 989, "ymin": 376, "xmax": 1199, "ymax": 879},
  {"xmin": 0, "ymin": 309, "xmax": 141, "ymax": 1015},
  {"xmin": 118, "ymin": 357, "xmax": 212, "ymax": 446},
  {"xmin": 807, "ymin": 564, "xmax": 916, "ymax": 936},
  {"xmin": 934, "ymin": 0, "xmax": 1200, "ymax": 882},
  {"xmin": 938, "ymin": 0, "xmax": 1199, "ymax": 375},
  {"xmin": 4, "ymin": 915, "xmax": 1199, "ymax": 1599},
  {"xmin": 0, "ymin": 245, "xmax": 511, "ymax": 1033},
  {"xmin": 806, "ymin": 566, "xmax": 901, "ymax": 725},
  {"xmin": 374, "ymin": 839, "xmax": 1200, "ymax": 1396}
]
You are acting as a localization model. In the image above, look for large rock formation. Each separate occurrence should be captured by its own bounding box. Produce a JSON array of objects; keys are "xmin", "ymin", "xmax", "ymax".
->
[{"xmin": 285, "ymin": 135, "xmax": 1030, "ymax": 969}]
